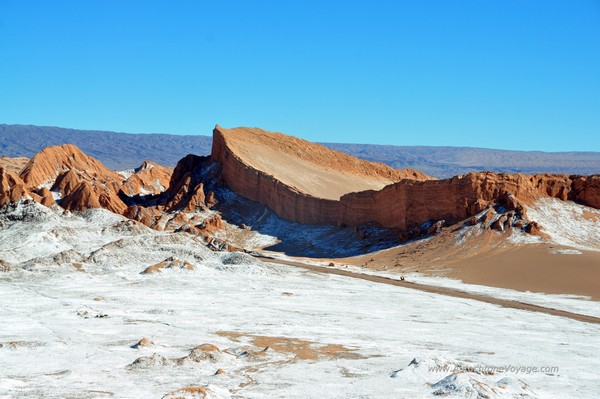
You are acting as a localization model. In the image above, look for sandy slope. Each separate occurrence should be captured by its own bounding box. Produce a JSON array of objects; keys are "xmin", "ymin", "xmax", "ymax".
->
[
  {"xmin": 332, "ymin": 198, "xmax": 600, "ymax": 300},
  {"xmin": 446, "ymin": 246, "xmax": 600, "ymax": 300},
  {"xmin": 345, "ymin": 239, "xmax": 600, "ymax": 300}
]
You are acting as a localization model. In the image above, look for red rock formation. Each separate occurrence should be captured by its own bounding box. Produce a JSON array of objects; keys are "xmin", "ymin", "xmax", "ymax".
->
[
  {"xmin": 160, "ymin": 154, "xmax": 212, "ymax": 212},
  {"xmin": 60, "ymin": 182, "xmax": 102, "ymax": 211},
  {"xmin": 211, "ymin": 125, "xmax": 432, "ymax": 224},
  {"xmin": 1, "ymin": 166, "xmax": 55, "ymax": 207},
  {"xmin": 5, "ymin": 128, "xmax": 599, "ymax": 243},
  {"xmin": 572, "ymin": 175, "xmax": 600, "ymax": 209},
  {"xmin": 18, "ymin": 144, "xmax": 128, "ymax": 213},
  {"xmin": 20, "ymin": 144, "xmax": 122, "ymax": 188},
  {"xmin": 0, "ymin": 167, "xmax": 33, "ymax": 206},
  {"xmin": 121, "ymin": 161, "xmax": 172, "ymax": 196},
  {"xmin": 122, "ymin": 155, "xmax": 217, "ymax": 232},
  {"xmin": 52, "ymin": 169, "xmax": 82, "ymax": 196},
  {"xmin": 210, "ymin": 125, "xmax": 600, "ymax": 230},
  {"xmin": 3, "ymin": 145, "xmax": 176, "ymax": 217},
  {"xmin": 36, "ymin": 187, "xmax": 56, "ymax": 207},
  {"xmin": 338, "ymin": 172, "xmax": 600, "ymax": 229},
  {"xmin": 2, "ymin": 145, "xmax": 196, "ymax": 233}
]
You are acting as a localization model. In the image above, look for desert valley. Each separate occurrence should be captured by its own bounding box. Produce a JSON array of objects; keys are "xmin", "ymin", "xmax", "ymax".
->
[{"xmin": 1, "ymin": 125, "xmax": 599, "ymax": 398}]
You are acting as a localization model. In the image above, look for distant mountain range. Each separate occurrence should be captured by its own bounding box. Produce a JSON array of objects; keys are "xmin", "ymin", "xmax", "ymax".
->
[
  {"xmin": 0, "ymin": 124, "xmax": 212, "ymax": 171},
  {"xmin": 1, "ymin": 124, "xmax": 599, "ymax": 178}
]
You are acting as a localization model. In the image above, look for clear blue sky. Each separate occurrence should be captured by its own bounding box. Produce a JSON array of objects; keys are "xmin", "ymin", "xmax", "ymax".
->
[{"xmin": 1, "ymin": 1, "xmax": 599, "ymax": 151}]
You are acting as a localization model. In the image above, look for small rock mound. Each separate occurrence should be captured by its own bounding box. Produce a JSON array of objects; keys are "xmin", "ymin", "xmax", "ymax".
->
[
  {"xmin": 391, "ymin": 357, "xmax": 538, "ymax": 399},
  {"xmin": 129, "ymin": 343, "xmax": 236, "ymax": 370},
  {"xmin": 177, "ymin": 344, "xmax": 225, "ymax": 365},
  {"xmin": 432, "ymin": 373, "xmax": 537, "ymax": 398},
  {"xmin": 214, "ymin": 252, "xmax": 283, "ymax": 277},
  {"xmin": 141, "ymin": 257, "xmax": 194, "ymax": 274},
  {"xmin": 129, "ymin": 353, "xmax": 172, "ymax": 368},
  {"xmin": 0, "ymin": 259, "xmax": 11, "ymax": 272},
  {"xmin": 220, "ymin": 252, "xmax": 259, "ymax": 266},
  {"xmin": 162, "ymin": 387, "xmax": 208, "ymax": 399},
  {"xmin": 131, "ymin": 337, "xmax": 154, "ymax": 349},
  {"xmin": 76, "ymin": 307, "xmax": 108, "ymax": 319}
]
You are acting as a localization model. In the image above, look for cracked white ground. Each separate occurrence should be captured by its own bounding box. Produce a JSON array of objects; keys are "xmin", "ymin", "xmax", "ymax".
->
[{"xmin": 1, "ymin": 202, "xmax": 599, "ymax": 398}]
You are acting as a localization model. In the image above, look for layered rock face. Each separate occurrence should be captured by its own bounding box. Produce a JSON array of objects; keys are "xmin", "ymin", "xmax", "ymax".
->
[
  {"xmin": 210, "ymin": 125, "xmax": 600, "ymax": 229},
  {"xmin": 211, "ymin": 125, "xmax": 432, "ymax": 224},
  {"xmin": 339, "ymin": 172, "xmax": 600, "ymax": 230}
]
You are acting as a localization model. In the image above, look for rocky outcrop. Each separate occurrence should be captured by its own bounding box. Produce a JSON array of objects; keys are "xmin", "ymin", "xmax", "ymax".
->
[
  {"xmin": 209, "ymin": 125, "xmax": 600, "ymax": 230},
  {"xmin": 160, "ymin": 154, "xmax": 212, "ymax": 212},
  {"xmin": 2, "ymin": 144, "xmax": 211, "ymax": 235},
  {"xmin": 120, "ymin": 161, "xmax": 172, "ymax": 196},
  {"xmin": 571, "ymin": 175, "xmax": 600, "ymax": 209},
  {"xmin": 17, "ymin": 144, "xmax": 128, "ymax": 213},
  {"xmin": 141, "ymin": 257, "xmax": 194, "ymax": 274},
  {"xmin": 338, "ymin": 172, "xmax": 600, "ymax": 230},
  {"xmin": 60, "ymin": 182, "xmax": 103, "ymax": 212},
  {"xmin": 122, "ymin": 155, "xmax": 220, "ymax": 232},
  {"xmin": 0, "ymin": 167, "xmax": 33, "ymax": 206},
  {"xmin": 0, "ymin": 166, "xmax": 56, "ymax": 208},
  {"xmin": 6, "ymin": 127, "xmax": 600, "ymax": 243},
  {"xmin": 20, "ymin": 144, "xmax": 122, "ymax": 188},
  {"xmin": 37, "ymin": 187, "xmax": 56, "ymax": 207},
  {"xmin": 211, "ymin": 125, "xmax": 432, "ymax": 224},
  {"xmin": 1, "ymin": 145, "xmax": 179, "ymax": 221}
]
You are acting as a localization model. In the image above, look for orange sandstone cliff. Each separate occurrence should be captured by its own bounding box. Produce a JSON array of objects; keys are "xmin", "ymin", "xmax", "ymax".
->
[
  {"xmin": 211, "ymin": 125, "xmax": 432, "ymax": 224},
  {"xmin": 339, "ymin": 172, "xmax": 600, "ymax": 229},
  {"xmin": 210, "ymin": 125, "xmax": 600, "ymax": 229}
]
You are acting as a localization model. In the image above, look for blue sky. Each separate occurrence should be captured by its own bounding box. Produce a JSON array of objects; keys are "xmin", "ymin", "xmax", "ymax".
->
[{"xmin": 1, "ymin": 1, "xmax": 599, "ymax": 151}]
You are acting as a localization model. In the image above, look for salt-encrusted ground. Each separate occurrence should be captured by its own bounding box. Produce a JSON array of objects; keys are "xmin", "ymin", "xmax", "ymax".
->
[{"xmin": 1, "ymin": 202, "xmax": 599, "ymax": 398}]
